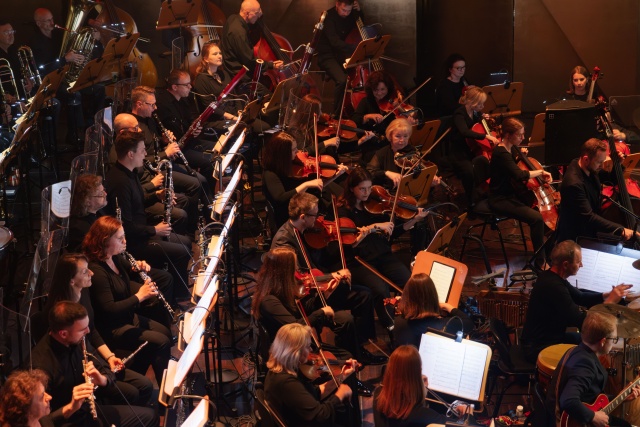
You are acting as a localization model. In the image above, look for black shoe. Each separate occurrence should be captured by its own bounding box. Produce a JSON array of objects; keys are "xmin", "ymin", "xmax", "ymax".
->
[
  {"xmin": 360, "ymin": 347, "xmax": 388, "ymax": 366},
  {"xmin": 356, "ymin": 379, "xmax": 372, "ymax": 397}
]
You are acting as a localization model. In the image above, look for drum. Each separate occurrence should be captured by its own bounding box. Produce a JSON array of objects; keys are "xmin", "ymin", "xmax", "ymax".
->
[{"xmin": 537, "ymin": 344, "xmax": 576, "ymax": 393}]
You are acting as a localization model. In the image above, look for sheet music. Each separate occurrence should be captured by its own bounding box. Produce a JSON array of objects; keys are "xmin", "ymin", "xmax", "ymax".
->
[
  {"xmin": 51, "ymin": 180, "xmax": 72, "ymax": 218},
  {"xmin": 567, "ymin": 248, "xmax": 640, "ymax": 293},
  {"xmin": 430, "ymin": 261, "xmax": 456, "ymax": 302},
  {"xmin": 419, "ymin": 333, "xmax": 489, "ymax": 401}
]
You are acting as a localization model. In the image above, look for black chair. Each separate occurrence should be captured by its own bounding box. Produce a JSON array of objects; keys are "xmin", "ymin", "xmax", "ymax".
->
[
  {"xmin": 487, "ymin": 318, "xmax": 536, "ymax": 417},
  {"xmin": 254, "ymin": 382, "xmax": 287, "ymax": 427}
]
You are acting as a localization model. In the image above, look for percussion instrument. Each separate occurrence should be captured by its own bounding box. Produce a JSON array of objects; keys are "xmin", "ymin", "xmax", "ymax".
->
[
  {"xmin": 0, "ymin": 226, "xmax": 13, "ymax": 261},
  {"xmin": 537, "ymin": 344, "xmax": 576, "ymax": 393},
  {"xmin": 589, "ymin": 304, "xmax": 640, "ymax": 338}
]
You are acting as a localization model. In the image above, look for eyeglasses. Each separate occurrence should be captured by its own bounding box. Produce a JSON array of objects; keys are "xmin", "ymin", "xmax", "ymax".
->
[
  {"xmin": 37, "ymin": 18, "xmax": 54, "ymax": 23},
  {"xmin": 142, "ymin": 101, "xmax": 156, "ymax": 107},
  {"xmin": 606, "ymin": 337, "xmax": 619, "ymax": 344},
  {"xmin": 175, "ymin": 82, "xmax": 191, "ymax": 87},
  {"xmin": 454, "ymin": 66, "xmax": 466, "ymax": 71}
]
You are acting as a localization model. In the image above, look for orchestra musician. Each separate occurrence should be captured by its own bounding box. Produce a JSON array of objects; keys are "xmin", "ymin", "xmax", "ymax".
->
[
  {"xmin": 82, "ymin": 217, "xmax": 173, "ymax": 387},
  {"xmin": 520, "ymin": 240, "xmax": 632, "ymax": 364},
  {"xmin": 263, "ymin": 323, "xmax": 359, "ymax": 427},
  {"xmin": 29, "ymin": 301, "xmax": 158, "ymax": 427},
  {"xmin": 0, "ymin": 20, "xmax": 33, "ymax": 101},
  {"xmin": 221, "ymin": 0, "xmax": 283, "ymax": 76},
  {"xmin": 40, "ymin": 254, "xmax": 154, "ymax": 408},
  {"xmin": 489, "ymin": 117, "xmax": 551, "ymax": 268},
  {"xmin": 435, "ymin": 53, "xmax": 468, "ymax": 117},
  {"xmin": 373, "ymin": 345, "xmax": 449, "ymax": 427},
  {"xmin": 0, "ymin": 369, "xmax": 52, "ymax": 427},
  {"xmin": 563, "ymin": 65, "xmax": 596, "ymax": 102},
  {"xmin": 545, "ymin": 311, "xmax": 640, "ymax": 427},
  {"xmin": 449, "ymin": 86, "xmax": 499, "ymax": 208},
  {"xmin": 68, "ymin": 175, "xmax": 108, "ymax": 252},
  {"xmin": 316, "ymin": 0, "xmax": 362, "ymax": 116},
  {"xmin": 394, "ymin": 273, "xmax": 474, "ymax": 349},
  {"xmin": 556, "ymin": 138, "xmax": 639, "ymax": 243}
]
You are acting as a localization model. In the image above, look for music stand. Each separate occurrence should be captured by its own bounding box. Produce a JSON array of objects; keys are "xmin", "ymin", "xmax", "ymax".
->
[
  {"xmin": 156, "ymin": 0, "xmax": 201, "ymax": 30},
  {"xmin": 181, "ymin": 397, "xmax": 210, "ymax": 427},
  {"xmin": 262, "ymin": 77, "xmax": 308, "ymax": 124},
  {"xmin": 412, "ymin": 251, "xmax": 467, "ymax": 308},
  {"xmin": 399, "ymin": 162, "xmax": 436, "ymax": 206},
  {"xmin": 179, "ymin": 275, "xmax": 218, "ymax": 350},
  {"xmin": 212, "ymin": 164, "xmax": 242, "ymax": 220},
  {"xmin": 410, "ymin": 119, "xmax": 440, "ymax": 152},
  {"xmin": 425, "ymin": 212, "xmax": 468, "ymax": 257},
  {"xmin": 528, "ymin": 112, "xmax": 546, "ymax": 147},
  {"xmin": 342, "ymin": 35, "xmax": 391, "ymax": 70},
  {"xmin": 623, "ymin": 153, "xmax": 640, "ymax": 179},
  {"xmin": 69, "ymin": 34, "xmax": 139, "ymax": 92},
  {"xmin": 481, "ymin": 82, "xmax": 524, "ymax": 117},
  {"xmin": 27, "ymin": 66, "xmax": 68, "ymax": 113}
]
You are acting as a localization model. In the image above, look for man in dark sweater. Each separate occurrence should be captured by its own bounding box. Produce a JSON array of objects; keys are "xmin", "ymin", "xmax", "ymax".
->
[{"xmin": 521, "ymin": 240, "xmax": 631, "ymax": 363}]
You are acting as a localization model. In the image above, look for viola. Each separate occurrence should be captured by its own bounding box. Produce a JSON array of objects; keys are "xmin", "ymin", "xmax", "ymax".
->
[
  {"xmin": 466, "ymin": 117, "xmax": 498, "ymax": 160},
  {"xmin": 304, "ymin": 216, "xmax": 358, "ymax": 249},
  {"xmin": 363, "ymin": 185, "xmax": 420, "ymax": 221},
  {"xmin": 513, "ymin": 146, "xmax": 561, "ymax": 230},
  {"xmin": 292, "ymin": 151, "xmax": 345, "ymax": 179}
]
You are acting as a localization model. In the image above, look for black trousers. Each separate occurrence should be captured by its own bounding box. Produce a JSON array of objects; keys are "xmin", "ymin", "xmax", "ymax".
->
[
  {"xmin": 327, "ymin": 283, "xmax": 377, "ymax": 343},
  {"xmin": 97, "ymin": 367, "xmax": 154, "ymax": 407},
  {"xmin": 317, "ymin": 54, "xmax": 348, "ymax": 117},
  {"xmin": 489, "ymin": 195, "xmax": 545, "ymax": 259}
]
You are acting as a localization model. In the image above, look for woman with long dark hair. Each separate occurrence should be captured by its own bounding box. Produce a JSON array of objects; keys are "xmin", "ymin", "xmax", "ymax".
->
[{"xmin": 564, "ymin": 65, "xmax": 595, "ymax": 102}]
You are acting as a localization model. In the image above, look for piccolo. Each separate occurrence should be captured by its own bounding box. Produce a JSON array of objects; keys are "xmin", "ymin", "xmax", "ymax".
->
[{"xmin": 112, "ymin": 341, "xmax": 149, "ymax": 373}]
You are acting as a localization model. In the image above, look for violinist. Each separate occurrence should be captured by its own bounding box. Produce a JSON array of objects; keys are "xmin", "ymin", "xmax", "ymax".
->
[
  {"xmin": 450, "ymin": 86, "xmax": 499, "ymax": 208},
  {"xmin": 489, "ymin": 117, "xmax": 551, "ymax": 268},
  {"xmin": 435, "ymin": 53, "xmax": 468, "ymax": 117},
  {"xmin": 394, "ymin": 273, "xmax": 474, "ymax": 349},
  {"xmin": 264, "ymin": 323, "xmax": 358, "ymax": 427},
  {"xmin": 316, "ymin": 0, "xmax": 362, "ymax": 116},
  {"xmin": 338, "ymin": 167, "xmax": 414, "ymax": 333},
  {"xmin": 220, "ymin": 0, "xmax": 283, "ymax": 76},
  {"xmin": 262, "ymin": 131, "xmax": 346, "ymax": 228},
  {"xmin": 556, "ymin": 138, "xmax": 639, "ymax": 243},
  {"xmin": 269, "ymin": 194, "xmax": 382, "ymax": 365}
]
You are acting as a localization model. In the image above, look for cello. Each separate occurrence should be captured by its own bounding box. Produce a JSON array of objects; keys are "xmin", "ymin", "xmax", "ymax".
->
[
  {"xmin": 185, "ymin": 0, "xmax": 226, "ymax": 78},
  {"xmin": 94, "ymin": 0, "xmax": 157, "ymax": 88}
]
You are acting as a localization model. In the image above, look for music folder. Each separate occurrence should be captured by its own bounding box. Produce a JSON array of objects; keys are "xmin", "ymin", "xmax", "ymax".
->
[{"xmin": 412, "ymin": 251, "xmax": 467, "ymax": 308}]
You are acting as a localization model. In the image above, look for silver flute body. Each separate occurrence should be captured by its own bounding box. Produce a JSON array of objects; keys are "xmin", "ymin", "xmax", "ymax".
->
[
  {"xmin": 81, "ymin": 336, "xmax": 98, "ymax": 419},
  {"xmin": 112, "ymin": 341, "xmax": 149, "ymax": 373}
]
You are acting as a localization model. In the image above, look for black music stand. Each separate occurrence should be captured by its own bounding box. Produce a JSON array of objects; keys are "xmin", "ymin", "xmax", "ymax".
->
[
  {"xmin": 156, "ymin": 0, "xmax": 201, "ymax": 30},
  {"xmin": 69, "ymin": 34, "xmax": 139, "ymax": 92},
  {"xmin": 481, "ymin": 82, "xmax": 524, "ymax": 118},
  {"xmin": 342, "ymin": 35, "xmax": 391, "ymax": 71}
]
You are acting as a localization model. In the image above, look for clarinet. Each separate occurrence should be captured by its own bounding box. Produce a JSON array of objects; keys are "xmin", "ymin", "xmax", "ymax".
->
[
  {"xmin": 143, "ymin": 159, "xmax": 158, "ymax": 175},
  {"xmin": 157, "ymin": 159, "xmax": 173, "ymax": 225},
  {"xmin": 112, "ymin": 341, "xmax": 148, "ymax": 373},
  {"xmin": 115, "ymin": 197, "xmax": 121, "ymax": 222},
  {"xmin": 152, "ymin": 112, "xmax": 196, "ymax": 176},
  {"xmin": 80, "ymin": 336, "xmax": 98, "ymax": 419},
  {"xmin": 122, "ymin": 250, "xmax": 177, "ymax": 323}
]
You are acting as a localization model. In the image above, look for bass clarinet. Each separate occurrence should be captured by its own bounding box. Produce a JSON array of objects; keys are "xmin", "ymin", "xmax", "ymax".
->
[
  {"xmin": 80, "ymin": 336, "xmax": 98, "ymax": 419},
  {"xmin": 151, "ymin": 112, "xmax": 196, "ymax": 176},
  {"xmin": 121, "ymin": 250, "xmax": 178, "ymax": 323}
]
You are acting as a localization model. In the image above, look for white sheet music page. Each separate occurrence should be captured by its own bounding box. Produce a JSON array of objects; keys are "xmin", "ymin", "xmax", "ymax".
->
[
  {"xmin": 429, "ymin": 261, "xmax": 456, "ymax": 303},
  {"xmin": 566, "ymin": 248, "xmax": 640, "ymax": 293}
]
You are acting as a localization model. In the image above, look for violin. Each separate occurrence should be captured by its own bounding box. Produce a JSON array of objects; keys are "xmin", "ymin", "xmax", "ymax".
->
[
  {"xmin": 377, "ymin": 97, "xmax": 417, "ymax": 120},
  {"xmin": 304, "ymin": 216, "xmax": 358, "ymax": 249},
  {"xmin": 292, "ymin": 151, "xmax": 341, "ymax": 179},
  {"xmin": 295, "ymin": 269, "xmax": 333, "ymax": 295},
  {"xmin": 364, "ymin": 185, "xmax": 420, "ymax": 221},
  {"xmin": 317, "ymin": 113, "xmax": 374, "ymax": 141}
]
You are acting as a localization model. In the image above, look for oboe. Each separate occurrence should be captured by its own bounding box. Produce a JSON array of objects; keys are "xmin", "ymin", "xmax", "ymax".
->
[
  {"xmin": 115, "ymin": 197, "xmax": 121, "ymax": 222},
  {"xmin": 112, "ymin": 341, "xmax": 148, "ymax": 373},
  {"xmin": 121, "ymin": 250, "xmax": 177, "ymax": 323},
  {"xmin": 80, "ymin": 336, "xmax": 98, "ymax": 420},
  {"xmin": 151, "ymin": 112, "xmax": 196, "ymax": 176},
  {"xmin": 157, "ymin": 159, "xmax": 173, "ymax": 225}
]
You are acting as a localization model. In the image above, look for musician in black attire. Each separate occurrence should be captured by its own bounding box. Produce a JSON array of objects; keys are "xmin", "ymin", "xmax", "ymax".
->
[
  {"xmin": 104, "ymin": 130, "xmax": 192, "ymax": 295},
  {"xmin": 435, "ymin": 53, "xmax": 468, "ymax": 117},
  {"xmin": 0, "ymin": 21, "xmax": 33, "ymax": 101},
  {"xmin": 221, "ymin": 0, "xmax": 283, "ymax": 76},
  {"xmin": 29, "ymin": 301, "xmax": 158, "ymax": 427},
  {"xmin": 489, "ymin": 117, "xmax": 551, "ymax": 267},
  {"xmin": 316, "ymin": 0, "xmax": 362, "ymax": 116},
  {"xmin": 556, "ymin": 138, "xmax": 638, "ymax": 243},
  {"xmin": 545, "ymin": 311, "xmax": 640, "ymax": 427}
]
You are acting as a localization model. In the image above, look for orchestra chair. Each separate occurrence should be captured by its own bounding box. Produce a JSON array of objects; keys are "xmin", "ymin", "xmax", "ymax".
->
[
  {"xmin": 253, "ymin": 320, "xmax": 272, "ymax": 382},
  {"xmin": 487, "ymin": 318, "xmax": 536, "ymax": 418},
  {"xmin": 254, "ymin": 382, "xmax": 288, "ymax": 427}
]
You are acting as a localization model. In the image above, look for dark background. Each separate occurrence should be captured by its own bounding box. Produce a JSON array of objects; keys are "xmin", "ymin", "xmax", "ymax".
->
[{"xmin": 8, "ymin": 0, "xmax": 640, "ymax": 119}]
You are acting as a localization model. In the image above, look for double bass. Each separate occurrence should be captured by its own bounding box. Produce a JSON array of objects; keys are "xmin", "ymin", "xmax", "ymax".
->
[{"xmin": 185, "ymin": 0, "xmax": 226, "ymax": 78}]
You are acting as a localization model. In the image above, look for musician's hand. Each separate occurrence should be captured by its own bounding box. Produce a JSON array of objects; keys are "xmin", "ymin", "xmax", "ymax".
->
[
  {"xmin": 487, "ymin": 134, "xmax": 500, "ymax": 145},
  {"xmin": 192, "ymin": 123, "xmax": 203, "ymax": 138},
  {"xmin": 85, "ymin": 361, "xmax": 108, "ymax": 387},
  {"xmin": 136, "ymin": 260, "xmax": 151, "ymax": 272},
  {"xmin": 622, "ymin": 228, "xmax": 636, "ymax": 241},
  {"xmin": 604, "ymin": 283, "xmax": 633, "ymax": 303},
  {"xmin": 165, "ymin": 142, "xmax": 180, "ymax": 159},
  {"xmin": 321, "ymin": 306, "xmax": 335, "ymax": 320},
  {"xmin": 377, "ymin": 221, "xmax": 394, "ymax": 235},
  {"xmin": 352, "ymin": 0, "xmax": 361, "ymax": 11},
  {"xmin": 335, "ymin": 383, "xmax": 352, "ymax": 402},
  {"xmin": 364, "ymin": 113, "xmax": 383, "ymax": 124},
  {"xmin": 541, "ymin": 171, "xmax": 552, "ymax": 183},
  {"xmin": 358, "ymin": 131, "xmax": 376, "ymax": 146},
  {"xmin": 150, "ymin": 173, "xmax": 164, "ymax": 188},
  {"xmin": 4, "ymin": 93, "xmax": 16, "ymax": 103},
  {"xmin": 24, "ymin": 79, "xmax": 34, "ymax": 94},
  {"xmin": 273, "ymin": 60, "xmax": 284, "ymax": 70},
  {"xmin": 337, "ymin": 164, "xmax": 349, "ymax": 176},
  {"xmin": 326, "ymin": 278, "xmax": 340, "ymax": 293},
  {"xmin": 332, "ymin": 269, "xmax": 351, "ymax": 285},
  {"xmin": 415, "ymin": 208, "xmax": 428, "ymax": 219},
  {"xmin": 520, "ymin": 147, "xmax": 529, "ymax": 155},
  {"xmin": 385, "ymin": 171, "xmax": 402, "ymax": 188},
  {"xmin": 108, "ymin": 356, "xmax": 124, "ymax": 372},
  {"xmin": 592, "ymin": 410, "xmax": 609, "ymax": 427},
  {"xmin": 154, "ymin": 222, "xmax": 172, "ymax": 237},
  {"xmin": 613, "ymin": 128, "xmax": 627, "ymax": 142},
  {"xmin": 67, "ymin": 383, "xmax": 96, "ymax": 414},
  {"xmin": 342, "ymin": 358, "xmax": 358, "ymax": 377},
  {"xmin": 440, "ymin": 302, "xmax": 455, "ymax": 313},
  {"xmin": 627, "ymin": 385, "xmax": 640, "ymax": 400},
  {"xmin": 136, "ymin": 282, "xmax": 158, "ymax": 303},
  {"xmin": 407, "ymin": 115, "xmax": 418, "ymax": 126},
  {"xmin": 299, "ymin": 178, "xmax": 323, "ymax": 193},
  {"xmin": 324, "ymin": 137, "xmax": 339, "ymax": 148},
  {"xmin": 64, "ymin": 51, "xmax": 85, "ymax": 64},
  {"xmin": 432, "ymin": 175, "xmax": 442, "ymax": 186}
]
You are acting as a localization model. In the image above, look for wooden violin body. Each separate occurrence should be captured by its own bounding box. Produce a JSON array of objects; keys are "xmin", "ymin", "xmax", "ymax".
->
[
  {"xmin": 292, "ymin": 151, "xmax": 339, "ymax": 179},
  {"xmin": 364, "ymin": 185, "xmax": 419, "ymax": 221},
  {"xmin": 304, "ymin": 216, "xmax": 358, "ymax": 249}
]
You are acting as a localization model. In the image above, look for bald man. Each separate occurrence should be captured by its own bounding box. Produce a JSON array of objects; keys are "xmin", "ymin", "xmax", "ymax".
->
[
  {"xmin": 29, "ymin": 8, "xmax": 84, "ymax": 75},
  {"xmin": 221, "ymin": 0, "xmax": 283, "ymax": 76}
]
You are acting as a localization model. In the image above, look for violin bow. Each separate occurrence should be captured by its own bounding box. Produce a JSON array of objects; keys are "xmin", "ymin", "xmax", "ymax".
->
[
  {"xmin": 334, "ymin": 77, "xmax": 350, "ymax": 146},
  {"xmin": 293, "ymin": 228, "xmax": 333, "ymax": 316},
  {"xmin": 379, "ymin": 76, "xmax": 432, "ymax": 123},
  {"xmin": 294, "ymin": 299, "xmax": 342, "ymax": 391},
  {"xmin": 387, "ymin": 185, "xmax": 402, "ymax": 241},
  {"xmin": 313, "ymin": 113, "xmax": 322, "ymax": 194},
  {"xmin": 354, "ymin": 256, "xmax": 403, "ymax": 294},
  {"xmin": 331, "ymin": 195, "xmax": 348, "ymax": 274},
  {"xmin": 403, "ymin": 127, "xmax": 451, "ymax": 176}
]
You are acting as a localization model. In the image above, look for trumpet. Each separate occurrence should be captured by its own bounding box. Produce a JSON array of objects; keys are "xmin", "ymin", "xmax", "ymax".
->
[{"xmin": 17, "ymin": 46, "xmax": 42, "ymax": 98}]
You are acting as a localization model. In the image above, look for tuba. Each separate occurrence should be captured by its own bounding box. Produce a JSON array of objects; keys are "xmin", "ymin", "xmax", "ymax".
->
[
  {"xmin": 64, "ymin": 28, "xmax": 96, "ymax": 85},
  {"xmin": 59, "ymin": 0, "xmax": 96, "ymax": 59},
  {"xmin": 16, "ymin": 46, "xmax": 42, "ymax": 99}
]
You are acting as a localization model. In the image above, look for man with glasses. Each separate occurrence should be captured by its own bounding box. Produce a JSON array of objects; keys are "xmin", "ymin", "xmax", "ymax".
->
[
  {"xmin": 546, "ymin": 311, "xmax": 640, "ymax": 427},
  {"xmin": 0, "ymin": 20, "xmax": 34, "ymax": 101},
  {"xmin": 221, "ymin": 0, "xmax": 283, "ymax": 76},
  {"xmin": 521, "ymin": 240, "xmax": 632, "ymax": 363}
]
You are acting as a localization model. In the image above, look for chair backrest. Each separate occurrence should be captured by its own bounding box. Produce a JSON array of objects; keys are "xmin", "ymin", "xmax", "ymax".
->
[
  {"xmin": 254, "ymin": 382, "xmax": 287, "ymax": 427},
  {"xmin": 489, "ymin": 318, "xmax": 514, "ymax": 369},
  {"xmin": 255, "ymin": 320, "xmax": 271, "ymax": 377}
]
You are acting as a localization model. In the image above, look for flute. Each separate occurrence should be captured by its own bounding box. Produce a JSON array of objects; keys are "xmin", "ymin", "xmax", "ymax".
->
[
  {"xmin": 112, "ymin": 341, "xmax": 149, "ymax": 373},
  {"xmin": 81, "ymin": 336, "xmax": 98, "ymax": 419}
]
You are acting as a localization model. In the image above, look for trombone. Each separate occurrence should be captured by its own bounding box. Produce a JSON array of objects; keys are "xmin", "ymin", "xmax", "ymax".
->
[
  {"xmin": 0, "ymin": 59, "xmax": 20, "ymax": 124},
  {"xmin": 17, "ymin": 46, "xmax": 42, "ymax": 99}
]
